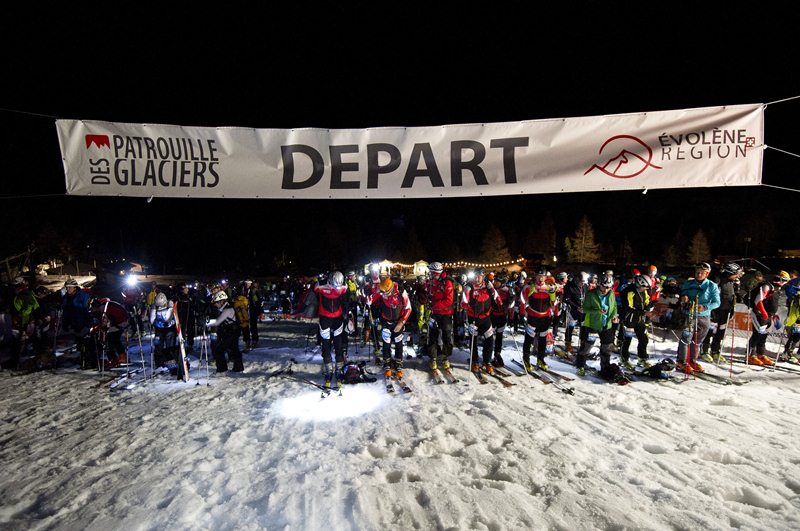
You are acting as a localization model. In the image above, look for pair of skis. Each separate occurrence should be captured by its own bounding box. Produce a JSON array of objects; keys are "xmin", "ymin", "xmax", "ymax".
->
[
  {"xmin": 431, "ymin": 368, "xmax": 459, "ymax": 385},
  {"xmin": 511, "ymin": 359, "xmax": 575, "ymax": 393},
  {"xmin": 385, "ymin": 373, "xmax": 412, "ymax": 394}
]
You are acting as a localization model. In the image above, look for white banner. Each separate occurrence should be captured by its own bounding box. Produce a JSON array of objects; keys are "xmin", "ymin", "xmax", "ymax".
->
[{"xmin": 56, "ymin": 103, "xmax": 763, "ymax": 199}]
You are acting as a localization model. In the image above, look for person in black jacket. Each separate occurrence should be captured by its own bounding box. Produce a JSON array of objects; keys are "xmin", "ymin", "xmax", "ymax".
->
[
  {"xmin": 562, "ymin": 272, "xmax": 587, "ymax": 353},
  {"xmin": 701, "ymin": 262, "xmax": 743, "ymax": 363}
]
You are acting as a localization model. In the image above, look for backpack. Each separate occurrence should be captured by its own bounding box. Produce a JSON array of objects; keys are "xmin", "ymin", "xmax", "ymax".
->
[
  {"xmin": 339, "ymin": 361, "xmax": 376, "ymax": 384},
  {"xmin": 233, "ymin": 295, "xmax": 249, "ymax": 327}
]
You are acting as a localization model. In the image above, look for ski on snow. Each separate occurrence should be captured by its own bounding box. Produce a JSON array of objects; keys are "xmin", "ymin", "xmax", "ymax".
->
[{"xmin": 481, "ymin": 368, "xmax": 515, "ymax": 387}]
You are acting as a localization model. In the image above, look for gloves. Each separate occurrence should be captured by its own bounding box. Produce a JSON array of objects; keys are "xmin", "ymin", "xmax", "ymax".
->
[
  {"xmin": 772, "ymin": 314, "xmax": 783, "ymax": 330},
  {"xmin": 466, "ymin": 323, "xmax": 478, "ymax": 336},
  {"xmin": 393, "ymin": 320, "xmax": 405, "ymax": 333},
  {"xmin": 347, "ymin": 318, "xmax": 356, "ymax": 334}
]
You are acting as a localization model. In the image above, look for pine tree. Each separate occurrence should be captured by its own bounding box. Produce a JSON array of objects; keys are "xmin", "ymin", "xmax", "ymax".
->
[
  {"xmin": 565, "ymin": 216, "xmax": 600, "ymax": 263},
  {"xmin": 662, "ymin": 243, "xmax": 680, "ymax": 268},
  {"xmin": 480, "ymin": 225, "xmax": 512, "ymax": 263},
  {"xmin": 686, "ymin": 229, "xmax": 711, "ymax": 264}
]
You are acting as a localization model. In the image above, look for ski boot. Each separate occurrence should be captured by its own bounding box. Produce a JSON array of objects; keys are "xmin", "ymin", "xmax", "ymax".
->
[
  {"xmin": 471, "ymin": 363, "xmax": 481, "ymax": 373},
  {"xmin": 335, "ymin": 362, "xmax": 344, "ymax": 395},
  {"xmin": 537, "ymin": 358, "xmax": 549, "ymax": 371},
  {"xmin": 482, "ymin": 363, "xmax": 495, "ymax": 375},
  {"xmin": 690, "ymin": 360, "xmax": 705, "ymax": 373},
  {"xmin": 637, "ymin": 359, "xmax": 652, "ymax": 369},
  {"xmin": 621, "ymin": 358, "xmax": 634, "ymax": 370},
  {"xmin": 491, "ymin": 354, "xmax": 505, "ymax": 368},
  {"xmin": 757, "ymin": 354, "xmax": 775, "ymax": 366},
  {"xmin": 523, "ymin": 357, "xmax": 534, "ymax": 373},
  {"xmin": 711, "ymin": 352, "xmax": 727, "ymax": 364},
  {"xmin": 322, "ymin": 363, "xmax": 333, "ymax": 395},
  {"xmin": 675, "ymin": 361, "xmax": 694, "ymax": 374},
  {"xmin": 576, "ymin": 367, "xmax": 586, "ymax": 377}
]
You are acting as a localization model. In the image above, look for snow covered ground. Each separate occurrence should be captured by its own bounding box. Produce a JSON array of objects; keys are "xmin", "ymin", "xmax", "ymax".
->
[{"xmin": 2, "ymin": 318, "xmax": 800, "ymax": 531}]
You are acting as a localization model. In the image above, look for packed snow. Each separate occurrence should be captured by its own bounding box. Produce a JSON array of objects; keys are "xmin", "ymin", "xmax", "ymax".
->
[{"xmin": 2, "ymin": 315, "xmax": 800, "ymax": 531}]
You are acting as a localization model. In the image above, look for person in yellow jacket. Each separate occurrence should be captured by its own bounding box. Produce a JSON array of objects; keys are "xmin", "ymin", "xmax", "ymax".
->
[{"xmin": 782, "ymin": 291, "xmax": 800, "ymax": 363}]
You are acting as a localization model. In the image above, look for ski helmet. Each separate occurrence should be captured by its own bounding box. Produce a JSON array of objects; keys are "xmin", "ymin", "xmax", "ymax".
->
[
  {"xmin": 599, "ymin": 276, "xmax": 614, "ymax": 289},
  {"xmin": 495, "ymin": 272, "xmax": 508, "ymax": 283},
  {"xmin": 64, "ymin": 279, "xmax": 80, "ymax": 289},
  {"xmin": 556, "ymin": 272, "xmax": 568, "ymax": 282},
  {"xmin": 721, "ymin": 262, "xmax": 742, "ymax": 276},
  {"xmin": 13, "ymin": 276, "xmax": 27, "ymax": 286},
  {"xmin": 380, "ymin": 277, "xmax": 394, "ymax": 293},
  {"xmin": 777, "ymin": 270, "xmax": 791, "ymax": 282},
  {"xmin": 486, "ymin": 272, "xmax": 495, "ymax": 282},
  {"xmin": 580, "ymin": 271, "xmax": 589, "ymax": 283},
  {"xmin": 212, "ymin": 291, "xmax": 228, "ymax": 303},
  {"xmin": 428, "ymin": 262, "xmax": 443, "ymax": 273},
  {"xmin": 635, "ymin": 275, "xmax": 650, "ymax": 289},
  {"xmin": 695, "ymin": 262, "xmax": 711, "ymax": 272},
  {"xmin": 154, "ymin": 292, "xmax": 169, "ymax": 309},
  {"xmin": 329, "ymin": 271, "xmax": 344, "ymax": 288}
]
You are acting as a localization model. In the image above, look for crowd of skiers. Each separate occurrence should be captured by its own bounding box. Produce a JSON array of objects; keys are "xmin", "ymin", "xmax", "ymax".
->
[
  {"xmin": 292, "ymin": 260, "xmax": 800, "ymax": 387},
  {"xmin": 2, "ymin": 260, "xmax": 798, "ymax": 387}
]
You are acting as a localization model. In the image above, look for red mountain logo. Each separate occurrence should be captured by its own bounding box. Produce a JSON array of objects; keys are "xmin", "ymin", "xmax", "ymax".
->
[
  {"xmin": 584, "ymin": 134, "xmax": 662, "ymax": 179},
  {"xmin": 85, "ymin": 134, "xmax": 110, "ymax": 149}
]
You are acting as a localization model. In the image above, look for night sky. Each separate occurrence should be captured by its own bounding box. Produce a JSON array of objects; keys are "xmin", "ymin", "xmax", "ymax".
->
[{"xmin": 2, "ymin": 6, "xmax": 798, "ymax": 275}]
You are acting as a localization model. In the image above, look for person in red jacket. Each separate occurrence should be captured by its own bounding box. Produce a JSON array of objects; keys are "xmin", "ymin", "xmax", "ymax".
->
[
  {"xmin": 490, "ymin": 272, "xmax": 516, "ymax": 368},
  {"xmin": 370, "ymin": 277, "xmax": 412, "ymax": 380},
  {"xmin": 314, "ymin": 271, "xmax": 349, "ymax": 390},
  {"xmin": 426, "ymin": 261, "xmax": 455, "ymax": 374},
  {"xmin": 462, "ymin": 268, "xmax": 502, "ymax": 374},
  {"xmin": 519, "ymin": 268, "xmax": 556, "ymax": 371}
]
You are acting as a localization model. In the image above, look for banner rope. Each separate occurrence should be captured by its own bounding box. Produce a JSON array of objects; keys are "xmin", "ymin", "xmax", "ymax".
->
[
  {"xmin": 766, "ymin": 94, "xmax": 800, "ymax": 106},
  {"xmin": 762, "ymin": 183, "xmax": 800, "ymax": 193},
  {"xmin": 765, "ymin": 145, "xmax": 800, "ymax": 159}
]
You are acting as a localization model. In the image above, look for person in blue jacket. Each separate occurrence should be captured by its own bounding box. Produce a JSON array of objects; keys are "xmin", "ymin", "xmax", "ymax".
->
[{"xmin": 676, "ymin": 262, "xmax": 720, "ymax": 374}]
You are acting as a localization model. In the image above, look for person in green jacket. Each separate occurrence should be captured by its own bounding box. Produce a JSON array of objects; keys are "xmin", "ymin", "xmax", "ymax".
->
[
  {"xmin": 577, "ymin": 276, "xmax": 618, "ymax": 377},
  {"xmin": 12, "ymin": 277, "xmax": 39, "ymax": 328}
]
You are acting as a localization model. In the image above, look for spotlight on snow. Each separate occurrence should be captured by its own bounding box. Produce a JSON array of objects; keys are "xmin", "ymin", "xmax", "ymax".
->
[
  {"xmin": 275, "ymin": 385, "xmax": 388, "ymax": 422},
  {"xmin": 126, "ymin": 274, "xmax": 139, "ymax": 286}
]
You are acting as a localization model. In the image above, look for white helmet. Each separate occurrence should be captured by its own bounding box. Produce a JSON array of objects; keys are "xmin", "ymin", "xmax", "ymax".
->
[
  {"xmin": 428, "ymin": 262, "xmax": 443, "ymax": 273},
  {"xmin": 212, "ymin": 291, "xmax": 228, "ymax": 303},
  {"xmin": 64, "ymin": 279, "xmax": 80, "ymax": 289},
  {"xmin": 154, "ymin": 292, "xmax": 169, "ymax": 309},
  {"xmin": 329, "ymin": 271, "xmax": 344, "ymax": 288}
]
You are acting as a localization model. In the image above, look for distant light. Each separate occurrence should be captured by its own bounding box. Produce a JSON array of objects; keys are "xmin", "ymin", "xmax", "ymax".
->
[
  {"xmin": 275, "ymin": 385, "xmax": 388, "ymax": 421},
  {"xmin": 126, "ymin": 274, "xmax": 138, "ymax": 286},
  {"xmin": 642, "ymin": 188, "xmax": 648, "ymax": 195},
  {"xmin": 147, "ymin": 196, "xmax": 154, "ymax": 203},
  {"xmin": 357, "ymin": 275, "xmax": 364, "ymax": 283},
  {"xmin": 553, "ymin": 255, "xmax": 558, "ymax": 262},
  {"xmin": 467, "ymin": 271, "xmax": 475, "ymax": 280}
]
